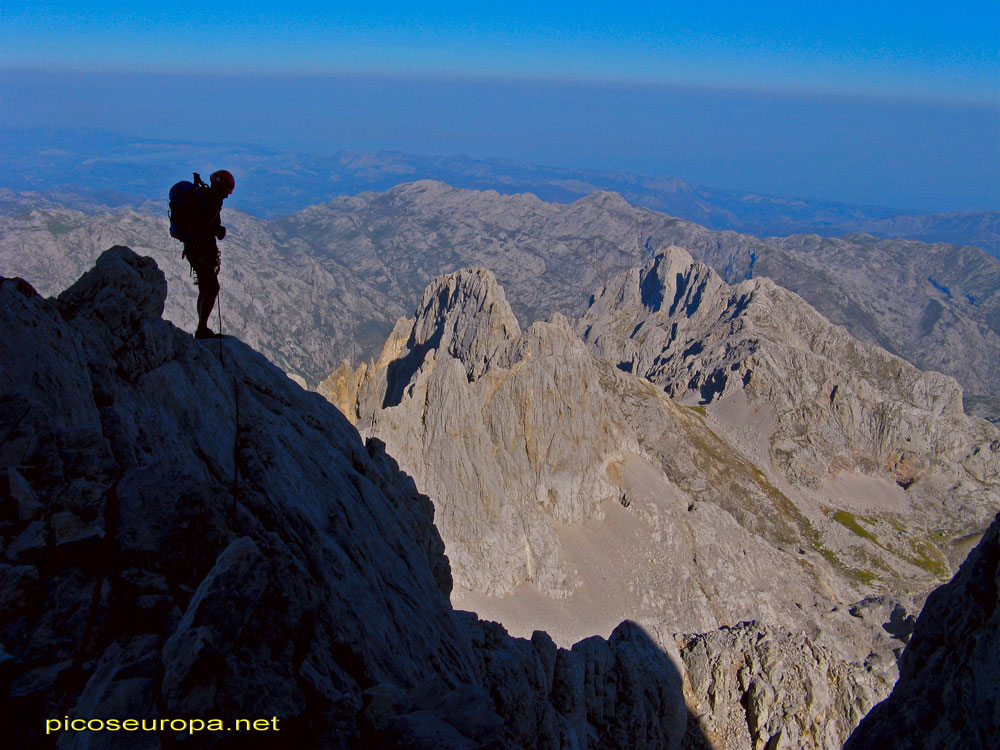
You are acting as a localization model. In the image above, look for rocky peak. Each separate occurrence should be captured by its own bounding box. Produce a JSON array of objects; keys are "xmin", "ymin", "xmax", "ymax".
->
[
  {"xmin": 334, "ymin": 267, "xmax": 657, "ymax": 596},
  {"xmin": 59, "ymin": 244, "xmax": 167, "ymax": 320},
  {"xmin": 410, "ymin": 266, "xmax": 521, "ymax": 382},
  {"xmin": 579, "ymin": 249, "xmax": 1000, "ymax": 520},
  {"xmin": 587, "ymin": 245, "xmax": 727, "ymax": 320},
  {"xmin": 573, "ymin": 190, "xmax": 633, "ymax": 210}
]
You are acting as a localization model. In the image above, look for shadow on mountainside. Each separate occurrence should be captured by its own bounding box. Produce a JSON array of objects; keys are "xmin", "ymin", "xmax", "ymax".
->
[
  {"xmin": 382, "ymin": 329, "xmax": 443, "ymax": 409},
  {"xmin": 1, "ymin": 246, "xmax": 713, "ymax": 749},
  {"xmin": 845, "ymin": 511, "xmax": 1000, "ymax": 750}
]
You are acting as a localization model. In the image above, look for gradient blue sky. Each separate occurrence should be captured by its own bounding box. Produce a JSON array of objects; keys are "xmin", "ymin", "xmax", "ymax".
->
[
  {"xmin": 2, "ymin": 2, "xmax": 998, "ymax": 210},
  {"xmin": 4, "ymin": 1, "xmax": 998, "ymax": 100}
]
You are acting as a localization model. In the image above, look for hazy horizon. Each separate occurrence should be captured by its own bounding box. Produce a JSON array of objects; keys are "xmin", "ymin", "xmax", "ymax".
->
[
  {"xmin": 2, "ymin": 3, "xmax": 997, "ymax": 212},
  {"xmin": 2, "ymin": 68, "xmax": 998, "ymax": 213}
]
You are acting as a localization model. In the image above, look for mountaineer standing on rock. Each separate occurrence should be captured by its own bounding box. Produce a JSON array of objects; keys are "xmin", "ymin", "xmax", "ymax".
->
[{"xmin": 168, "ymin": 170, "xmax": 236, "ymax": 339}]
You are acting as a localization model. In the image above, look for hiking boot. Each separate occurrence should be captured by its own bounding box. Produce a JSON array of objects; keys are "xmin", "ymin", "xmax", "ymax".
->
[{"xmin": 195, "ymin": 327, "xmax": 223, "ymax": 339}]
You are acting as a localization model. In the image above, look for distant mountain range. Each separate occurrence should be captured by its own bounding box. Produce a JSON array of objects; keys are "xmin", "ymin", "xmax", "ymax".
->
[
  {"xmin": 2, "ymin": 181, "xmax": 998, "ymax": 422},
  {"xmin": 3, "ymin": 128, "xmax": 998, "ymax": 258}
]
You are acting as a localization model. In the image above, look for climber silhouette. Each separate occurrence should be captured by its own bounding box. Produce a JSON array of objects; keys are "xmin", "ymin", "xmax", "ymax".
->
[{"xmin": 168, "ymin": 170, "xmax": 236, "ymax": 339}]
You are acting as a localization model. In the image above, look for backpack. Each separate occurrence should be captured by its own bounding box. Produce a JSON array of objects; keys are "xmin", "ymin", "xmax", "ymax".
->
[{"xmin": 168, "ymin": 172, "xmax": 209, "ymax": 243}]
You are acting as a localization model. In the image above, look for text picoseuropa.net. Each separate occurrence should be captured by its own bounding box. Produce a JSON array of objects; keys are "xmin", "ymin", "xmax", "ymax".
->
[{"xmin": 46, "ymin": 717, "xmax": 280, "ymax": 735}]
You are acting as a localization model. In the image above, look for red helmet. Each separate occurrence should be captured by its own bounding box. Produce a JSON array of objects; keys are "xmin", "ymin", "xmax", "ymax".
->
[{"xmin": 210, "ymin": 170, "xmax": 235, "ymax": 196}]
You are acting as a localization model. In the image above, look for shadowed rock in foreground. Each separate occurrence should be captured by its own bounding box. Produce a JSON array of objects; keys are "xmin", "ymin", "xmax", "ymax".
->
[
  {"xmin": 845, "ymin": 511, "xmax": 1000, "ymax": 750},
  {"xmin": 0, "ymin": 247, "xmax": 697, "ymax": 748}
]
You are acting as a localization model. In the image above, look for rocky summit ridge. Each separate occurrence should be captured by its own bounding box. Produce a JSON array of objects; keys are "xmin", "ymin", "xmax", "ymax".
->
[
  {"xmin": 580, "ymin": 247, "xmax": 998, "ymax": 524},
  {"xmin": 2, "ymin": 247, "xmax": 707, "ymax": 749}
]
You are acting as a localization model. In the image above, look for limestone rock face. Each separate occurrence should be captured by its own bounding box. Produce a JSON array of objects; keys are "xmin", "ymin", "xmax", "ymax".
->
[
  {"xmin": 628, "ymin": 220, "xmax": 1000, "ymax": 422},
  {"xmin": 680, "ymin": 621, "xmax": 886, "ymax": 750},
  {"xmin": 409, "ymin": 266, "xmax": 522, "ymax": 381},
  {"xmin": 330, "ymin": 259, "xmax": 999, "ymax": 748},
  {"xmin": 0, "ymin": 247, "xmax": 699, "ymax": 750},
  {"xmin": 846, "ymin": 511, "xmax": 1000, "ymax": 750},
  {"xmin": 339, "ymin": 267, "xmax": 633, "ymax": 597},
  {"xmin": 580, "ymin": 247, "xmax": 1000, "ymax": 531}
]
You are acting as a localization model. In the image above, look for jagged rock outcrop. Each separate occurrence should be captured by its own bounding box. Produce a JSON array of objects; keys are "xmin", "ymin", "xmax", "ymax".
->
[
  {"xmin": 580, "ymin": 246, "xmax": 999, "ymax": 533},
  {"xmin": 845, "ymin": 511, "xmax": 1000, "ymax": 749},
  {"xmin": 0, "ymin": 247, "xmax": 700, "ymax": 749},
  {"xmin": 679, "ymin": 621, "xmax": 886, "ymax": 750},
  {"xmin": 332, "ymin": 267, "xmax": 634, "ymax": 597},
  {"xmin": 631, "ymin": 222, "xmax": 1000, "ymax": 421}
]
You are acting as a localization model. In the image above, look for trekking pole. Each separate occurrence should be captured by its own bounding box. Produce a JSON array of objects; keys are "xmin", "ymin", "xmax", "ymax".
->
[{"xmin": 217, "ymin": 286, "xmax": 224, "ymax": 365}]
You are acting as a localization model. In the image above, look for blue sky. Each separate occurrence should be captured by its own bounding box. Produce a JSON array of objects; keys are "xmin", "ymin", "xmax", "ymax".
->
[
  {"xmin": 2, "ymin": 2, "xmax": 998, "ymax": 210},
  {"xmin": 4, "ymin": 1, "xmax": 998, "ymax": 102}
]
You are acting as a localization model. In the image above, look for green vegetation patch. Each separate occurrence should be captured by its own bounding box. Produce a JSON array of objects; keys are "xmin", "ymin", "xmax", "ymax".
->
[
  {"xmin": 808, "ymin": 543, "xmax": 879, "ymax": 585},
  {"xmin": 907, "ymin": 538, "xmax": 950, "ymax": 579},
  {"xmin": 667, "ymin": 409, "xmax": 883, "ymax": 587},
  {"xmin": 832, "ymin": 510, "xmax": 880, "ymax": 545},
  {"xmin": 859, "ymin": 516, "xmax": 950, "ymax": 580}
]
